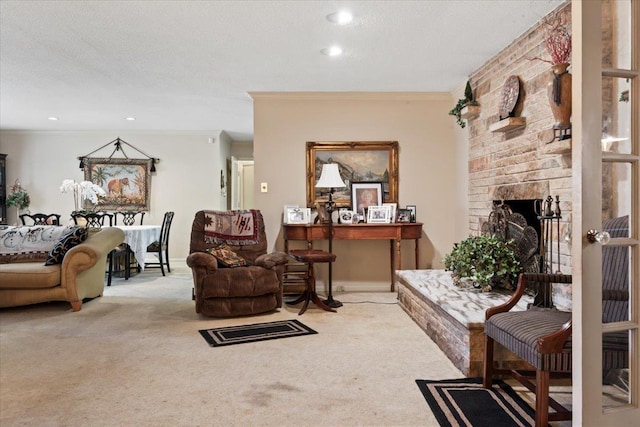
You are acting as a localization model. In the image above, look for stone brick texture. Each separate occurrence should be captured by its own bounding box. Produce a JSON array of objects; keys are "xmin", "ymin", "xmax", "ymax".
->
[
  {"xmin": 465, "ymin": 3, "xmax": 574, "ymax": 304},
  {"xmin": 398, "ymin": 277, "xmax": 530, "ymax": 377}
]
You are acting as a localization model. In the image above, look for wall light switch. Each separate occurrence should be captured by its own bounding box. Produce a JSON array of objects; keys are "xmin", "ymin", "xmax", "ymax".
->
[{"xmin": 260, "ymin": 182, "xmax": 268, "ymax": 193}]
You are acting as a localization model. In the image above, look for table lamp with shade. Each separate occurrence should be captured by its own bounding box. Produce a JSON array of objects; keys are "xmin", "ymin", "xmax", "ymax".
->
[{"xmin": 315, "ymin": 163, "xmax": 346, "ymax": 308}]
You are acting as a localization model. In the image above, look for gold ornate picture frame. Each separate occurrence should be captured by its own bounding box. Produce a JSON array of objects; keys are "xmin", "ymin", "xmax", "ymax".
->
[
  {"xmin": 83, "ymin": 157, "xmax": 152, "ymax": 211},
  {"xmin": 306, "ymin": 141, "xmax": 399, "ymax": 208}
]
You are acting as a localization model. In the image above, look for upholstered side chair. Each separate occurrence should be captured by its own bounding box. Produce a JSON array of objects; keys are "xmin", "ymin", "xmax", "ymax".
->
[{"xmin": 484, "ymin": 273, "xmax": 573, "ymax": 427}]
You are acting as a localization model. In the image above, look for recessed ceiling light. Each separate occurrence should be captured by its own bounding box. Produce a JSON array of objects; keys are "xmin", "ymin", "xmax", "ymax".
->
[
  {"xmin": 125, "ymin": 117, "xmax": 136, "ymax": 121},
  {"xmin": 327, "ymin": 11, "xmax": 353, "ymax": 25},
  {"xmin": 321, "ymin": 46, "xmax": 343, "ymax": 56},
  {"xmin": 48, "ymin": 117, "xmax": 58, "ymax": 121}
]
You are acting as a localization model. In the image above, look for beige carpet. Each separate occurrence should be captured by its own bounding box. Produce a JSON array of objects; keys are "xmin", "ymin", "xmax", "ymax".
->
[{"xmin": 1, "ymin": 264, "xmax": 467, "ymax": 427}]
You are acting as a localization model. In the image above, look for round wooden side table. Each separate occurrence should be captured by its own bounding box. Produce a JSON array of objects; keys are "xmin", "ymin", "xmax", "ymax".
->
[{"xmin": 287, "ymin": 249, "xmax": 337, "ymax": 315}]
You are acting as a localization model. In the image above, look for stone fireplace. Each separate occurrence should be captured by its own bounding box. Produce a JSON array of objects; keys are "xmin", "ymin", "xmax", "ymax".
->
[{"xmin": 397, "ymin": 2, "xmax": 576, "ymax": 376}]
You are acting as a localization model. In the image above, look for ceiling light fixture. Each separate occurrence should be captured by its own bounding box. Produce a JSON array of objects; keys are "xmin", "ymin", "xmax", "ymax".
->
[
  {"xmin": 48, "ymin": 117, "xmax": 58, "ymax": 121},
  {"xmin": 125, "ymin": 117, "xmax": 136, "ymax": 121},
  {"xmin": 321, "ymin": 46, "xmax": 343, "ymax": 56},
  {"xmin": 326, "ymin": 11, "xmax": 353, "ymax": 25}
]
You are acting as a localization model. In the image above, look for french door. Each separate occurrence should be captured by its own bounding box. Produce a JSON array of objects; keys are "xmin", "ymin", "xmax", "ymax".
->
[{"xmin": 573, "ymin": 0, "xmax": 639, "ymax": 425}]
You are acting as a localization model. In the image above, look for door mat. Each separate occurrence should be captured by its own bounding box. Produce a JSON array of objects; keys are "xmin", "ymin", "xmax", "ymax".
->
[
  {"xmin": 416, "ymin": 378, "xmax": 536, "ymax": 427},
  {"xmin": 199, "ymin": 319, "xmax": 317, "ymax": 347}
]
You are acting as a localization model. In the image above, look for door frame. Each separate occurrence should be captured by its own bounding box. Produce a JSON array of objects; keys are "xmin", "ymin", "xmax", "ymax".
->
[{"xmin": 572, "ymin": 1, "xmax": 639, "ymax": 424}]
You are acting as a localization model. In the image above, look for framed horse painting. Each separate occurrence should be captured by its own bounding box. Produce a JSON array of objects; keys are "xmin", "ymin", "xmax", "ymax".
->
[{"xmin": 83, "ymin": 158, "xmax": 152, "ymax": 211}]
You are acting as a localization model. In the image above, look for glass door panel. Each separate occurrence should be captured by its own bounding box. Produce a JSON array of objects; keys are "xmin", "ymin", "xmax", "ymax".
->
[
  {"xmin": 602, "ymin": 330, "xmax": 632, "ymax": 409},
  {"xmin": 599, "ymin": 0, "xmax": 638, "ymax": 418},
  {"xmin": 602, "ymin": 76, "xmax": 632, "ymax": 154},
  {"xmin": 602, "ymin": 0, "xmax": 632, "ymax": 69}
]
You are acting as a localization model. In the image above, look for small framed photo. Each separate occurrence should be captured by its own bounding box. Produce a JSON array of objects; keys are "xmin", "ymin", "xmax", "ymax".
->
[
  {"xmin": 351, "ymin": 182, "xmax": 383, "ymax": 213},
  {"xmin": 383, "ymin": 202, "xmax": 397, "ymax": 222},
  {"xmin": 286, "ymin": 207, "xmax": 311, "ymax": 224},
  {"xmin": 338, "ymin": 209, "xmax": 354, "ymax": 224},
  {"xmin": 367, "ymin": 205, "xmax": 392, "ymax": 223},
  {"xmin": 283, "ymin": 204, "xmax": 299, "ymax": 224},
  {"xmin": 396, "ymin": 209, "xmax": 411, "ymax": 223},
  {"xmin": 406, "ymin": 205, "xmax": 417, "ymax": 223}
]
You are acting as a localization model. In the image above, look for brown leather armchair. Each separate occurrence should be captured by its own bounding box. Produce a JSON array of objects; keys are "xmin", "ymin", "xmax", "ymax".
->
[{"xmin": 186, "ymin": 210, "xmax": 289, "ymax": 317}]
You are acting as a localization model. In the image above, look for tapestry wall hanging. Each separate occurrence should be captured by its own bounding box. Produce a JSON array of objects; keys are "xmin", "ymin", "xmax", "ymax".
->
[{"xmin": 83, "ymin": 158, "xmax": 152, "ymax": 211}]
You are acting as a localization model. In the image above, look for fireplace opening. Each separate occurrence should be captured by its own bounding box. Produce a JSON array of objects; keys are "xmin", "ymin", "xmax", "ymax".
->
[
  {"xmin": 486, "ymin": 198, "xmax": 545, "ymax": 274},
  {"xmin": 493, "ymin": 199, "xmax": 542, "ymax": 240}
]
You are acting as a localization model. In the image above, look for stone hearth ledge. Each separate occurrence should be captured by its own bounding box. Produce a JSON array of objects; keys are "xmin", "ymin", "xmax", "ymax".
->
[{"xmin": 396, "ymin": 269, "xmax": 532, "ymax": 376}]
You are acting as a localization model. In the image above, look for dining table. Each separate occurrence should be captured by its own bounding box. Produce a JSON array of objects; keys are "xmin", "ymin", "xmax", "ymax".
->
[{"xmin": 109, "ymin": 225, "xmax": 161, "ymax": 271}]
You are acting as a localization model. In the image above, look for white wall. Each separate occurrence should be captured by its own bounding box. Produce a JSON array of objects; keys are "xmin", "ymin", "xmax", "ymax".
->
[
  {"xmin": 0, "ymin": 130, "xmax": 226, "ymax": 261},
  {"xmin": 251, "ymin": 92, "xmax": 459, "ymax": 291}
]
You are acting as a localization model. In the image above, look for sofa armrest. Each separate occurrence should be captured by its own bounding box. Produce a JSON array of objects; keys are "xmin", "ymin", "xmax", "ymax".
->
[
  {"xmin": 186, "ymin": 252, "xmax": 219, "ymax": 271},
  {"xmin": 254, "ymin": 251, "xmax": 289, "ymax": 269},
  {"xmin": 61, "ymin": 227, "xmax": 125, "ymax": 310}
]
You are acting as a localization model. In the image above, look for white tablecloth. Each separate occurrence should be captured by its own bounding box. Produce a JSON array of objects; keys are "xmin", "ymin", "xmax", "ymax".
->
[{"xmin": 111, "ymin": 225, "xmax": 161, "ymax": 271}]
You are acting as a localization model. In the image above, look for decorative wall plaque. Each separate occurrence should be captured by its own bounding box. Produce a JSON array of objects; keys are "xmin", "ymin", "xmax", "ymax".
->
[{"xmin": 499, "ymin": 75, "xmax": 520, "ymax": 120}]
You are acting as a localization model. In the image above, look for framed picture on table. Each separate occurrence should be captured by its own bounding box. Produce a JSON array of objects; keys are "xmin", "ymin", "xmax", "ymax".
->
[
  {"xmin": 396, "ymin": 209, "xmax": 411, "ymax": 223},
  {"xmin": 351, "ymin": 182, "xmax": 383, "ymax": 213},
  {"xmin": 406, "ymin": 205, "xmax": 417, "ymax": 223},
  {"xmin": 286, "ymin": 207, "xmax": 311, "ymax": 225},
  {"xmin": 383, "ymin": 202, "xmax": 397, "ymax": 222},
  {"xmin": 367, "ymin": 205, "xmax": 392, "ymax": 224},
  {"xmin": 283, "ymin": 205, "xmax": 299, "ymax": 224},
  {"xmin": 338, "ymin": 209, "xmax": 355, "ymax": 224}
]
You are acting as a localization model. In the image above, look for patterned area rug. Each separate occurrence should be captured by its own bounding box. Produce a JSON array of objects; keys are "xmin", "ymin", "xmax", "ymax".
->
[
  {"xmin": 199, "ymin": 319, "xmax": 317, "ymax": 347},
  {"xmin": 416, "ymin": 378, "xmax": 535, "ymax": 427}
]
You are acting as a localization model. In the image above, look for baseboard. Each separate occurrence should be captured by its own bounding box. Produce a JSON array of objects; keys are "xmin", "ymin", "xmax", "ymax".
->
[{"xmin": 316, "ymin": 280, "xmax": 393, "ymax": 293}]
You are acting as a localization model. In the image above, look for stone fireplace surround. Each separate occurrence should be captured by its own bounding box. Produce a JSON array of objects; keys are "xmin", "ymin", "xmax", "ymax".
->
[
  {"xmin": 398, "ymin": 2, "xmax": 577, "ymax": 376},
  {"xmin": 396, "ymin": 270, "xmax": 535, "ymax": 376}
]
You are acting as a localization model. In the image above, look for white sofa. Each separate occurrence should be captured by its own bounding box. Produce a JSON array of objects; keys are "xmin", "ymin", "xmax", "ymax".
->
[{"xmin": 0, "ymin": 225, "xmax": 124, "ymax": 311}]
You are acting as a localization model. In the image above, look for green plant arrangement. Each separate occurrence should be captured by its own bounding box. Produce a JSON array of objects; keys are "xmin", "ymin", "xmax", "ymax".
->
[
  {"xmin": 6, "ymin": 179, "xmax": 31, "ymax": 210},
  {"xmin": 448, "ymin": 80, "xmax": 479, "ymax": 129},
  {"xmin": 443, "ymin": 234, "xmax": 521, "ymax": 292}
]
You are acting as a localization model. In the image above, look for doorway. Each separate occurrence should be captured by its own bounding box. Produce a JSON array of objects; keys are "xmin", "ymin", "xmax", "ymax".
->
[{"xmin": 231, "ymin": 157, "xmax": 254, "ymax": 210}]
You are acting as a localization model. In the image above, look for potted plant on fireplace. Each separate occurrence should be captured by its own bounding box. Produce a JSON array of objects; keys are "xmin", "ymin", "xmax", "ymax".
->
[
  {"xmin": 448, "ymin": 80, "xmax": 479, "ymax": 129},
  {"xmin": 443, "ymin": 234, "xmax": 521, "ymax": 292}
]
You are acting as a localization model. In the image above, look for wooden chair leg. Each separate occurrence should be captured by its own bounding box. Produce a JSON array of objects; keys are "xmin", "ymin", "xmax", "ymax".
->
[
  {"xmin": 165, "ymin": 248, "xmax": 171, "ymax": 272},
  {"xmin": 107, "ymin": 252, "xmax": 113, "ymax": 286},
  {"xmin": 124, "ymin": 249, "xmax": 130, "ymax": 280},
  {"xmin": 158, "ymin": 251, "xmax": 166, "ymax": 276},
  {"xmin": 535, "ymin": 369, "xmax": 550, "ymax": 427},
  {"xmin": 483, "ymin": 334, "xmax": 494, "ymax": 388}
]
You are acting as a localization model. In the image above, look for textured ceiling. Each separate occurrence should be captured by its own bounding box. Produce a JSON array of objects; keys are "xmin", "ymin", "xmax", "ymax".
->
[{"xmin": 0, "ymin": 0, "xmax": 563, "ymax": 141}]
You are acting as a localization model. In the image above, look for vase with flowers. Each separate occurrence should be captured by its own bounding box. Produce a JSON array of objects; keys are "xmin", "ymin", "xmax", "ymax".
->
[
  {"xmin": 530, "ymin": 11, "xmax": 572, "ymax": 134},
  {"xmin": 60, "ymin": 179, "xmax": 106, "ymax": 217},
  {"xmin": 6, "ymin": 179, "xmax": 31, "ymax": 225}
]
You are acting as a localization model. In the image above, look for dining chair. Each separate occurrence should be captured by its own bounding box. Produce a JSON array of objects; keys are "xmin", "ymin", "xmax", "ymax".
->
[
  {"xmin": 112, "ymin": 211, "xmax": 146, "ymax": 278},
  {"xmin": 71, "ymin": 211, "xmax": 115, "ymax": 285},
  {"xmin": 72, "ymin": 211, "xmax": 113, "ymax": 228},
  {"xmin": 20, "ymin": 213, "xmax": 62, "ymax": 226},
  {"xmin": 144, "ymin": 211, "xmax": 174, "ymax": 276},
  {"xmin": 113, "ymin": 211, "xmax": 145, "ymax": 226}
]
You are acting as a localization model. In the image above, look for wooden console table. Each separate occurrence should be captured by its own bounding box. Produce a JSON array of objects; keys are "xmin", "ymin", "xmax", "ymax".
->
[{"xmin": 283, "ymin": 222, "xmax": 423, "ymax": 291}]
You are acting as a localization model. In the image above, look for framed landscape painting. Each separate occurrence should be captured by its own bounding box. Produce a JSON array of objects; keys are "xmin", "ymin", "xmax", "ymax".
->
[
  {"xmin": 83, "ymin": 157, "xmax": 152, "ymax": 211},
  {"xmin": 306, "ymin": 141, "xmax": 399, "ymax": 208}
]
